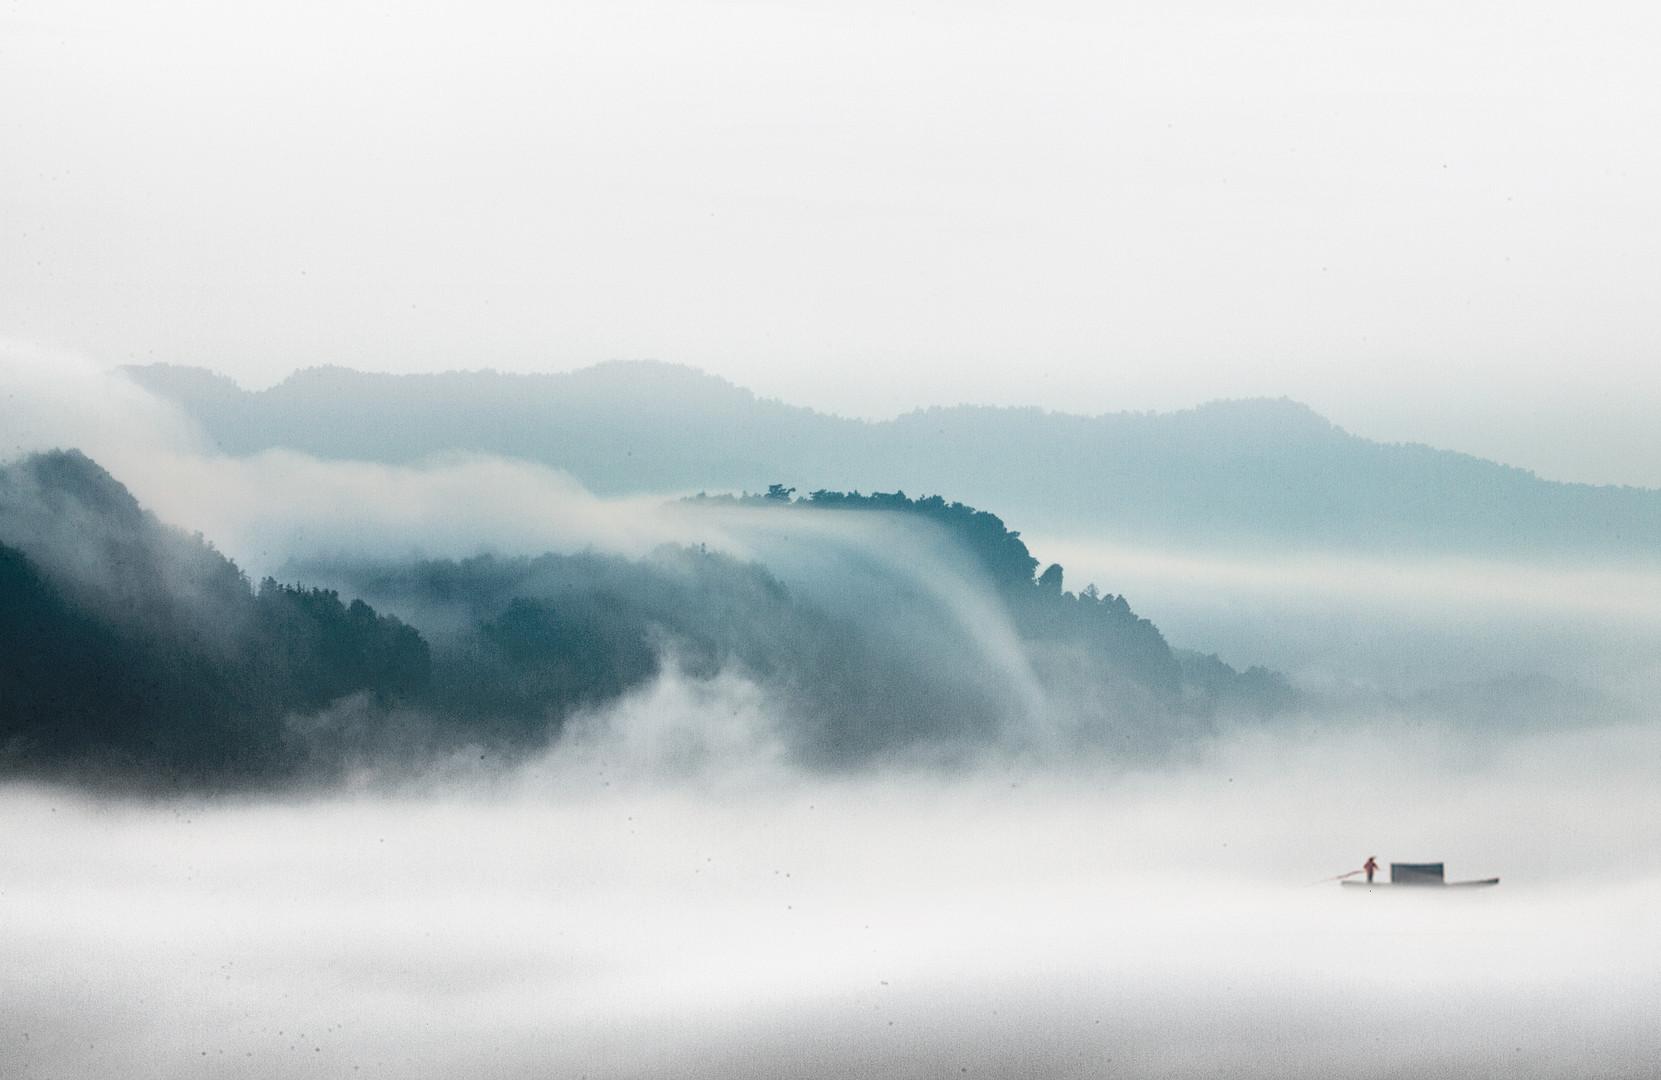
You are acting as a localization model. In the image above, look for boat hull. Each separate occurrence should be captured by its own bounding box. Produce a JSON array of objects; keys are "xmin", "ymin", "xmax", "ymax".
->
[{"xmin": 1341, "ymin": 878, "xmax": 1500, "ymax": 889}]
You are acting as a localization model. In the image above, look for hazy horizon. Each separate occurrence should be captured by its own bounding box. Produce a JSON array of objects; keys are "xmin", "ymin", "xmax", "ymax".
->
[
  {"xmin": 62, "ymin": 350, "xmax": 1661, "ymax": 492},
  {"xmin": 7, "ymin": 1, "xmax": 1661, "ymax": 486},
  {"xmin": 92, "ymin": 353, "xmax": 1661, "ymax": 497},
  {"xmin": 108, "ymin": 353, "xmax": 1661, "ymax": 487}
]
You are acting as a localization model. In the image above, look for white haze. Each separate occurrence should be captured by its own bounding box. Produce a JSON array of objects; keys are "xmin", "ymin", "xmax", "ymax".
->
[
  {"xmin": 8, "ymin": 343, "xmax": 1661, "ymax": 711},
  {"xmin": 0, "ymin": 339, "xmax": 204, "ymax": 464},
  {"xmin": 1032, "ymin": 534, "xmax": 1661, "ymax": 706},
  {"xmin": 8, "ymin": 342, "xmax": 1660, "ymax": 711},
  {"xmin": 131, "ymin": 449, "xmax": 688, "ymax": 576},
  {"xmin": 7, "ymin": 2, "xmax": 1661, "ymax": 486},
  {"xmin": 3, "ymin": 710, "xmax": 1658, "ymax": 1080},
  {"xmin": 1, "ymin": 346, "xmax": 700, "ymax": 574},
  {"xmin": 681, "ymin": 503, "xmax": 1053, "ymax": 745},
  {"xmin": 5, "ymin": 345, "xmax": 1661, "ymax": 1077}
]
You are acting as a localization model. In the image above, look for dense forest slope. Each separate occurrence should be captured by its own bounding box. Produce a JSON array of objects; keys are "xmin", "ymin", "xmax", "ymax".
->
[
  {"xmin": 0, "ymin": 452, "xmax": 1287, "ymax": 784},
  {"xmin": 129, "ymin": 361, "xmax": 1661, "ymax": 560},
  {"xmin": 0, "ymin": 451, "xmax": 427, "ymax": 780}
]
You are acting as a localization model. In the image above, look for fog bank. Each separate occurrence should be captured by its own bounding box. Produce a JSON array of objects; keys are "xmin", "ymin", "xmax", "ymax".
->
[
  {"xmin": 3, "ymin": 718, "xmax": 1657, "ymax": 1080},
  {"xmin": 1034, "ymin": 533, "xmax": 1661, "ymax": 708}
]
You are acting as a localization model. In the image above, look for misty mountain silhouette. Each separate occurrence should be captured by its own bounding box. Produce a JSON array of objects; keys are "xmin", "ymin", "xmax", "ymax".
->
[
  {"xmin": 129, "ymin": 361, "xmax": 1661, "ymax": 559},
  {"xmin": 1, "ymin": 450, "xmax": 1291, "ymax": 785},
  {"xmin": 0, "ymin": 451, "xmax": 429, "ymax": 782}
]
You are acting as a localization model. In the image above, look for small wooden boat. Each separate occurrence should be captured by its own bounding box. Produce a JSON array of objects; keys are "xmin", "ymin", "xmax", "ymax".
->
[{"xmin": 1342, "ymin": 862, "xmax": 1499, "ymax": 888}]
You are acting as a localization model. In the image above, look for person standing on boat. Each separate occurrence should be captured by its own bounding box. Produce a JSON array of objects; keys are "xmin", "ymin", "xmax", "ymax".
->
[{"xmin": 1363, "ymin": 856, "xmax": 1379, "ymax": 884}]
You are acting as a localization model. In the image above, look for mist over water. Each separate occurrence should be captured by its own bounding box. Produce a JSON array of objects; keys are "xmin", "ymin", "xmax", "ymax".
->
[
  {"xmin": 4, "ymin": 712, "xmax": 1658, "ymax": 1080},
  {"xmin": 4, "ymin": 346, "xmax": 1659, "ymax": 1078}
]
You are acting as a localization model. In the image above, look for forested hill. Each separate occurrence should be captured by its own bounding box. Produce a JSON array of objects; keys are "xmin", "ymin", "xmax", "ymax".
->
[
  {"xmin": 0, "ymin": 452, "xmax": 1290, "ymax": 785},
  {"xmin": 0, "ymin": 451, "xmax": 429, "ymax": 780},
  {"xmin": 681, "ymin": 486, "xmax": 1292, "ymax": 724},
  {"xmin": 129, "ymin": 361, "xmax": 1661, "ymax": 561}
]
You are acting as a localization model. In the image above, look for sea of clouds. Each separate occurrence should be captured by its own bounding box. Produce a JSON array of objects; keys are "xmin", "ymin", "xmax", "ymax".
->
[{"xmin": 3, "ymin": 343, "xmax": 1658, "ymax": 1078}]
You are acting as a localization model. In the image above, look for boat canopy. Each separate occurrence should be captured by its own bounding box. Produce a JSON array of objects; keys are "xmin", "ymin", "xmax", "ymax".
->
[{"xmin": 1390, "ymin": 862, "xmax": 1445, "ymax": 885}]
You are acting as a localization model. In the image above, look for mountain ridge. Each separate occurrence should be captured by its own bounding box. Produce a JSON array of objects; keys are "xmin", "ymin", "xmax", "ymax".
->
[
  {"xmin": 0, "ymin": 449, "xmax": 1291, "ymax": 784},
  {"xmin": 125, "ymin": 361, "xmax": 1661, "ymax": 560}
]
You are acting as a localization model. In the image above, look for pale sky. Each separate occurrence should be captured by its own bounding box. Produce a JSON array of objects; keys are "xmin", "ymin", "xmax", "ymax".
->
[{"xmin": 4, "ymin": 1, "xmax": 1660, "ymax": 486}]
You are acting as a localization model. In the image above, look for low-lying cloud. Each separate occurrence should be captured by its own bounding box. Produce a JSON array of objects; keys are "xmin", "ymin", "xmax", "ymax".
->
[
  {"xmin": 3, "ymin": 343, "xmax": 696, "ymax": 577},
  {"xmin": 1033, "ymin": 533, "xmax": 1661, "ymax": 709},
  {"xmin": 1, "ymin": 340, "xmax": 204, "ymax": 464},
  {"xmin": 5, "ymin": 344, "xmax": 1660, "ymax": 1077},
  {"xmin": 3, "ymin": 715, "xmax": 1657, "ymax": 1079}
]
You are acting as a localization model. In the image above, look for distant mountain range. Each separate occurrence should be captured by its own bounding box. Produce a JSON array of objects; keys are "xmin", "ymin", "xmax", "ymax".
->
[{"xmin": 127, "ymin": 361, "xmax": 1661, "ymax": 560}]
